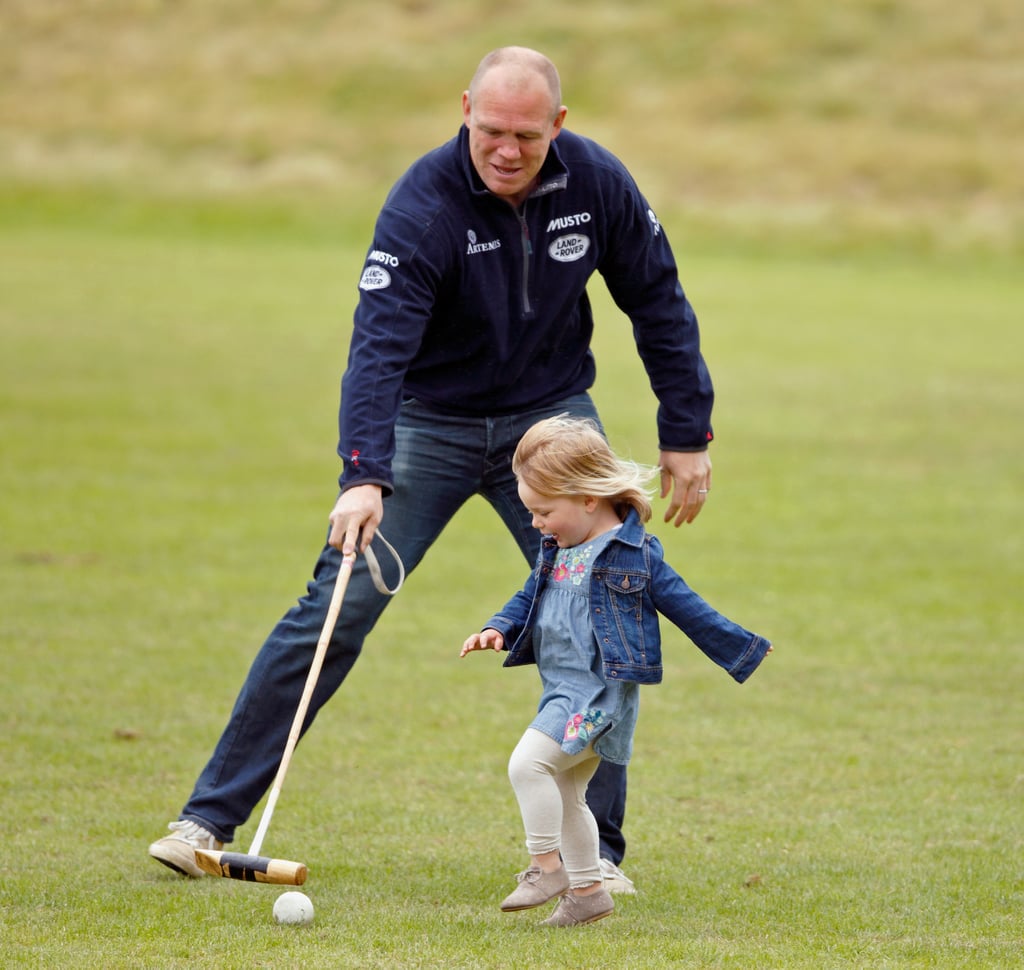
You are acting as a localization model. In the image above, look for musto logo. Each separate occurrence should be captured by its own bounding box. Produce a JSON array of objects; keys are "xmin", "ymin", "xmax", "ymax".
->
[{"xmin": 548, "ymin": 234, "xmax": 590, "ymax": 263}]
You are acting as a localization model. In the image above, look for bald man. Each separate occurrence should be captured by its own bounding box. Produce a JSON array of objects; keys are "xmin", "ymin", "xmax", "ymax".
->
[{"xmin": 150, "ymin": 47, "xmax": 715, "ymax": 896}]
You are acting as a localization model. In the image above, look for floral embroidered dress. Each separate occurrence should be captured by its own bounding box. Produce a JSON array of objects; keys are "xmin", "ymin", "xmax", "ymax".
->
[{"xmin": 528, "ymin": 526, "xmax": 640, "ymax": 765}]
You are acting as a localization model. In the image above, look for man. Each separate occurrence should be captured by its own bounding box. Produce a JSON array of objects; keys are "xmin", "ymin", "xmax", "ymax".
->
[{"xmin": 149, "ymin": 46, "xmax": 714, "ymax": 895}]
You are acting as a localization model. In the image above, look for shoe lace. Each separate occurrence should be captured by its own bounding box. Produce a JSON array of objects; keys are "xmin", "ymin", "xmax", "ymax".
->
[
  {"xmin": 168, "ymin": 819, "xmax": 216, "ymax": 847},
  {"xmin": 514, "ymin": 866, "xmax": 542, "ymax": 885}
]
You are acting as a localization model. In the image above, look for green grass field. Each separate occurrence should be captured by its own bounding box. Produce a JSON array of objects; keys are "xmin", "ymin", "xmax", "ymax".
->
[
  {"xmin": 2, "ymin": 199, "xmax": 1020, "ymax": 968},
  {"xmin": 1, "ymin": 1, "xmax": 1022, "ymax": 966}
]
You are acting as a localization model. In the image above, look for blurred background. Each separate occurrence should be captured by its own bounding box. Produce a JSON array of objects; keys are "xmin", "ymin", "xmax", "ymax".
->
[{"xmin": 2, "ymin": 0, "xmax": 1021, "ymax": 255}]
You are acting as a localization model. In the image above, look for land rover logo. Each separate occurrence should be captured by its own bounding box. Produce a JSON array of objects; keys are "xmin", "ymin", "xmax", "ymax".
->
[
  {"xmin": 548, "ymin": 233, "xmax": 590, "ymax": 262},
  {"xmin": 359, "ymin": 265, "xmax": 391, "ymax": 290}
]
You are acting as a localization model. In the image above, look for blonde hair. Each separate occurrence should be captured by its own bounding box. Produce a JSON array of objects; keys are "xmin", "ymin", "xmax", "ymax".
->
[{"xmin": 513, "ymin": 415, "xmax": 655, "ymax": 523}]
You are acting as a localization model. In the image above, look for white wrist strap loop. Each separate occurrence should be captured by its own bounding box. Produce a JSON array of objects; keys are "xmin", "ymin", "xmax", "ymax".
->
[{"xmin": 363, "ymin": 531, "xmax": 405, "ymax": 595}]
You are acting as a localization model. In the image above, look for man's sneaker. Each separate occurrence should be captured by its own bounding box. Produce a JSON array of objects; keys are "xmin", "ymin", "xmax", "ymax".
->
[
  {"xmin": 148, "ymin": 820, "xmax": 223, "ymax": 878},
  {"xmin": 500, "ymin": 865, "xmax": 570, "ymax": 911},
  {"xmin": 599, "ymin": 857, "xmax": 636, "ymax": 894},
  {"xmin": 540, "ymin": 887, "xmax": 615, "ymax": 927}
]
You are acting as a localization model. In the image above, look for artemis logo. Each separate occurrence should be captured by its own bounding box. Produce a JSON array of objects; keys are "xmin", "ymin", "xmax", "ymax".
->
[
  {"xmin": 369, "ymin": 249, "xmax": 399, "ymax": 267},
  {"xmin": 466, "ymin": 229, "xmax": 502, "ymax": 255},
  {"xmin": 548, "ymin": 233, "xmax": 590, "ymax": 262},
  {"xmin": 546, "ymin": 212, "xmax": 592, "ymax": 232},
  {"xmin": 359, "ymin": 265, "xmax": 391, "ymax": 290}
]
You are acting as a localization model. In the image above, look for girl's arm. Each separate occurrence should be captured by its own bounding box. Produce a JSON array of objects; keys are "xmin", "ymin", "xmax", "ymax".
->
[
  {"xmin": 460, "ymin": 556, "xmax": 543, "ymax": 655},
  {"xmin": 648, "ymin": 548, "xmax": 772, "ymax": 683},
  {"xmin": 481, "ymin": 572, "xmax": 539, "ymax": 647}
]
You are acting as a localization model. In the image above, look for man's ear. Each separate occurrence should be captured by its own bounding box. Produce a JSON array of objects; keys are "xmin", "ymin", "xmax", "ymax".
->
[{"xmin": 551, "ymin": 106, "xmax": 567, "ymax": 138}]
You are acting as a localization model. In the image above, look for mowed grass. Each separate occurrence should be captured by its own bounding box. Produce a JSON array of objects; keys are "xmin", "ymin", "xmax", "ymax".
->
[{"xmin": 0, "ymin": 197, "xmax": 1021, "ymax": 967}]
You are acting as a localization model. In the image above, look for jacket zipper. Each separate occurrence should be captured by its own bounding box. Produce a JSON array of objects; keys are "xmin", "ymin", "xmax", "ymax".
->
[{"xmin": 515, "ymin": 204, "xmax": 533, "ymax": 316}]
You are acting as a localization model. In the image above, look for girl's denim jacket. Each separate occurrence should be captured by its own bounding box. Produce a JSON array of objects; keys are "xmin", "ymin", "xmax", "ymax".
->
[{"xmin": 488, "ymin": 508, "xmax": 771, "ymax": 685}]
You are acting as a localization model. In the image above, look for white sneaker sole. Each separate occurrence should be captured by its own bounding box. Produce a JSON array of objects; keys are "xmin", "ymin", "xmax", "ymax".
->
[{"xmin": 149, "ymin": 837, "xmax": 210, "ymax": 878}]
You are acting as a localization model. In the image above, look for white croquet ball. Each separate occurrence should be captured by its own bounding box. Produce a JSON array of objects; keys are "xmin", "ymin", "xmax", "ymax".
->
[{"xmin": 273, "ymin": 890, "xmax": 314, "ymax": 926}]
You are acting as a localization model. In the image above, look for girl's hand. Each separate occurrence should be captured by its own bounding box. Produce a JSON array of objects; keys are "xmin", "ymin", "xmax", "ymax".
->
[{"xmin": 460, "ymin": 629, "xmax": 505, "ymax": 657}]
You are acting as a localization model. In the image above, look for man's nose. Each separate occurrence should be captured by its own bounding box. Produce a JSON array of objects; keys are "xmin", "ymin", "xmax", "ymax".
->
[{"xmin": 496, "ymin": 136, "xmax": 521, "ymax": 158}]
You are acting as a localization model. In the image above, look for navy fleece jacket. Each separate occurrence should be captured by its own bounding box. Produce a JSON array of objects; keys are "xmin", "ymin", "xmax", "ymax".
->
[{"xmin": 338, "ymin": 126, "xmax": 713, "ymax": 493}]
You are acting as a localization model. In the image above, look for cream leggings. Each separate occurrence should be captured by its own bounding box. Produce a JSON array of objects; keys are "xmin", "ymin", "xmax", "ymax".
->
[{"xmin": 508, "ymin": 728, "xmax": 603, "ymax": 889}]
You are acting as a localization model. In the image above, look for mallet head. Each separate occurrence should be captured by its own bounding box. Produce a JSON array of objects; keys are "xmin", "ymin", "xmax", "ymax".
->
[{"xmin": 195, "ymin": 849, "xmax": 307, "ymax": 885}]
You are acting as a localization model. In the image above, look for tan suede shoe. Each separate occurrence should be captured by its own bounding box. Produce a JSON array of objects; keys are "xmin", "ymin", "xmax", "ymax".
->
[
  {"xmin": 540, "ymin": 887, "xmax": 615, "ymax": 926},
  {"xmin": 500, "ymin": 865, "xmax": 570, "ymax": 911}
]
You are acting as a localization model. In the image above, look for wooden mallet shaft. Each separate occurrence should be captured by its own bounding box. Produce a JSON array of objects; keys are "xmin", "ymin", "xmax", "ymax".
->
[{"xmin": 194, "ymin": 554, "xmax": 356, "ymax": 885}]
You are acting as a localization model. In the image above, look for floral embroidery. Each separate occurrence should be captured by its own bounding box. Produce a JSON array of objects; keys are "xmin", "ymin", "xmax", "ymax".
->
[
  {"xmin": 564, "ymin": 708, "xmax": 609, "ymax": 743},
  {"xmin": 552, "ymin": 544, "xmax": 594, "ymax": 587}
]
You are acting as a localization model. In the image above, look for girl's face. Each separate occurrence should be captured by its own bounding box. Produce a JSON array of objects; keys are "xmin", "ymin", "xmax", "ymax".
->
[{"xmin": 517, "ymin": 480, "xmax": 596, "ymax": 548}]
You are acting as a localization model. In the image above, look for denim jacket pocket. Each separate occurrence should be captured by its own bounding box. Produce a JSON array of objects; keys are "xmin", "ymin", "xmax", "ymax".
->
[{"xmin": 599, "ymin": 571, "xmax": 649, "ymax": 664}]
